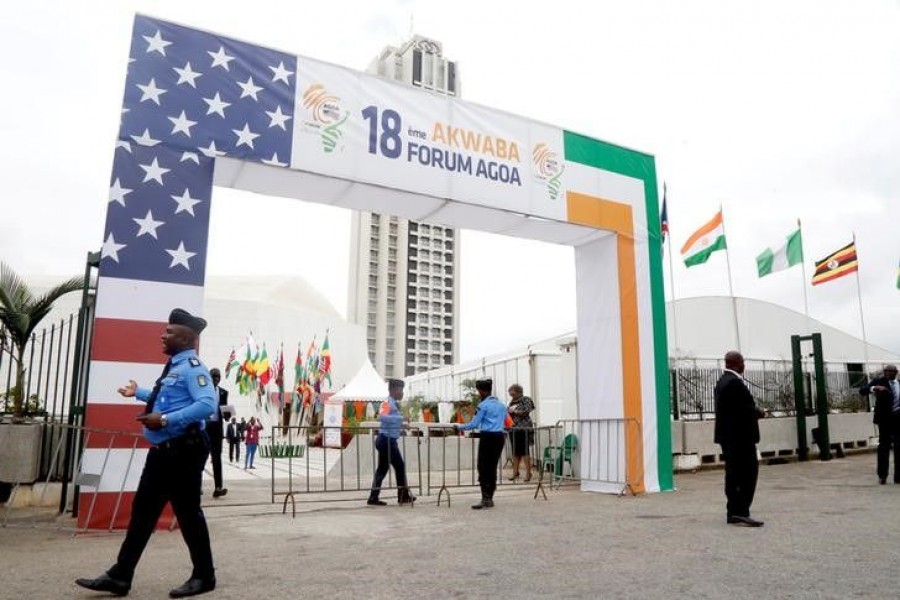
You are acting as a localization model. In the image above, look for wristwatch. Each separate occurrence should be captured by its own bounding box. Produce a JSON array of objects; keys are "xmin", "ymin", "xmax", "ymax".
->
[{"xmin": 160, "ymin": 413, "xmax": 169, "ymax": 428}]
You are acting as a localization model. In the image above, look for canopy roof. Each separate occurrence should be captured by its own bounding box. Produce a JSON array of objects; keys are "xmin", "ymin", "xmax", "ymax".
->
[{"xmin": 330, "ymin": 359, "xmax": 389, "ymax": 402}]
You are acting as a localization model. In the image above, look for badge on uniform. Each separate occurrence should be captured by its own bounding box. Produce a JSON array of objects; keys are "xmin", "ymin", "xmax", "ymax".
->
[
  {"xmin": 189, "ymin": 358, "xmax": 201, "ymax": 367},
  {"xmin": 198, "ymin": 375, "xmax": 208, "ymax": 387}
]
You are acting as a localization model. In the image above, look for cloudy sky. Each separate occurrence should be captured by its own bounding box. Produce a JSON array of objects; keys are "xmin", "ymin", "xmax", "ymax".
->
[{"xmin": 2, "ymin": 0, "xmax": 898, "ymax": 360}]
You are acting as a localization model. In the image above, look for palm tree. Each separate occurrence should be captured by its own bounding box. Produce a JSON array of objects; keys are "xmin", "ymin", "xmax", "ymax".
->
[{"xmin": 0, "ymin": 262, "xmax": 81, "ymax": 418}]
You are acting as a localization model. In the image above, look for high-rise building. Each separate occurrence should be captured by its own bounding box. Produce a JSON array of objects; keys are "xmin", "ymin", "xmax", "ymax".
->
[{"xmin": 348, "ymin": 36, "xmax": 461, "ymax": 378}]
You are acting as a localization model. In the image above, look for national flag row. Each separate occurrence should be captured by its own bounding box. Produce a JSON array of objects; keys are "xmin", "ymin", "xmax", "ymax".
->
[
  {"xmin": 662, "ymin": 194, "xmax": 885, "ymax": 287},
  {"xmin": 224, "ymin": 330, "xmax": 332, "ymax": 411}
]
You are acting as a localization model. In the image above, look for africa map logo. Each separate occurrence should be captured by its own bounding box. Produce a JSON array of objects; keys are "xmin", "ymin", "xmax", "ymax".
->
[
  {"xmin": 532, "ymin": 143, "xmax": 564, "ymax": 200},
  {"xmin": 302, "ymin": 84, "xmax": 349, "ymax": 153}
]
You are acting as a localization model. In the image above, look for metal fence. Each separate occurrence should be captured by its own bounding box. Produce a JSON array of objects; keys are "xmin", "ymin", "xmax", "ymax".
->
[
  {"xmin": 0, "ymin": 312, "xmax": 83, "ymax": 422},
  {"xmin": 267, "ymin": 418, "xmax": 635, "ymax": 515},
  {"xmin": 671, "ymin": 364, "xmax": 872, "ymax": 420}
]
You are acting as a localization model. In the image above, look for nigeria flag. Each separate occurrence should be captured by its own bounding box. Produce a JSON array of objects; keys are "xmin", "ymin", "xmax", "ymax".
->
[{"xmin": 757, "ymin": 228, "xmax": 803, "ymax": 277}]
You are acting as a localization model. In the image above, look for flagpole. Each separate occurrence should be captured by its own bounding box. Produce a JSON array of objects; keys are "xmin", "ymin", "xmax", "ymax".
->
[
  {"xmin": 798, "ymin": 218, "xmax": 812, "ymax": 335},
  {"xmin": 852, "ymin": 232, "xmax": 869, "ymax": 371},
  {"xmin": 663, "ymin": 183, "xmax": 679, "ymax": 359},
  {"xmin": 720, "ymin": 205, "xmax": 742, "ymax": 351},
  {"xmin": 666, "ymin": 232, "xmax": 679, "ymax": 358}
]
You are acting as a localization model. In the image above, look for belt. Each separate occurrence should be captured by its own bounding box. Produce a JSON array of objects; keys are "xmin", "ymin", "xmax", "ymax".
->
[{"xmin": 155, "ymin": 433, "xmax": 206, "ymax": 451}]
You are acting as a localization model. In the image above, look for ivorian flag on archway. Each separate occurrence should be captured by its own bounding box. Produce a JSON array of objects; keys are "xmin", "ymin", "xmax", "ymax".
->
[{"xmin": 811, "ymin": 241, "xmax": 858, "ymax": 285}]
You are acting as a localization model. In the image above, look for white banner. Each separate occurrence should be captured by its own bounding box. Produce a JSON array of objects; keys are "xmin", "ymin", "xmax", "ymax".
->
[
  {"xmin": 291, "ymin": 57, "xmax": 568, "ymax": 223},
  {"xmin": 322, "ymin": 397, "xmax": 344, "ymax": 449}
]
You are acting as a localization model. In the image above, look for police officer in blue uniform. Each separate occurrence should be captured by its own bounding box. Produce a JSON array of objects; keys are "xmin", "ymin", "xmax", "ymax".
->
[
  {"xmin": 76, "ymin": 309, "xmax": 218, "ymax": 598},
  {"xmin": 367, "ymin": 378, "xmax": 415, "ymax": 506},
  {"xmin": 456, "ymin": 378, "xmax": 509, "ymax": 509}
]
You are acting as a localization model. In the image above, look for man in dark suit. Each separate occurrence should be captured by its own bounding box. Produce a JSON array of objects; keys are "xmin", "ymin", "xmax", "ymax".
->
[
  {"xmin": 207, "ymin": 369, "xmax": 228, "ymax": 498},
  {"xmin": 714, "ymin": 351, "xmax": 765, "ymax": 527},
  {"xmin": 859, "ymin": 364, "xmax": 900, "ymax": 484}
]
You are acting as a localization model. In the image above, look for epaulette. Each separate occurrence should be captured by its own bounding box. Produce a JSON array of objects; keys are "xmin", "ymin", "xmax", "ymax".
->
[{"xmin": 189, "ymin": 358, "xmax": 201, "ymax": 367}]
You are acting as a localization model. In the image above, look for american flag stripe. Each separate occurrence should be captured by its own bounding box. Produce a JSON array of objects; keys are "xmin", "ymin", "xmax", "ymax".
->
[
  {"xmin": 91, "ymin": 319, "xmax": 171, "ymax": 364},
  {"xmin": 87, "ymin": 362, "xmax": 164, "ymax": 405},
  {"xmin": 83, "ymin": 407, "xmax": 152, "ymax": 448},
  {"xmin": 95, "ymin": 277, "xmax": 205, "ymax": 321}
]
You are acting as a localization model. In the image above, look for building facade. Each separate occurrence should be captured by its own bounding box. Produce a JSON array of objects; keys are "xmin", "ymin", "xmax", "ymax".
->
[{"xmin": 348, "ymin": 36, "xmax": 461, "ymax": 377}]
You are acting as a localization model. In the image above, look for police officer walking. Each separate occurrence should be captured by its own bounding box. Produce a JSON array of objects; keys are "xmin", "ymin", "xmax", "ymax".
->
[
  {"xmin": 76, "ymin": 309, "xmax": 219, "ymax": 598},
  {"xmin": 367, "ymin": 378, "xmax": 415, "ymax": 506}
]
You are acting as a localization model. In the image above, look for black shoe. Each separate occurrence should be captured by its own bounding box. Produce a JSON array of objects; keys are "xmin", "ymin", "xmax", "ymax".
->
[
  {"xmin": 880, "ymin": 478, "xmax": 887, "ymax": 485},
  {"xmin": 169, "ymin": 577, "xmax": 216, "ymax": 598},
  {"xmin": 367, "ymin": 499, "xmax": 387, "ymax": 506},
  {"xmin": 75, "ymin": 573, "xmax": 131, "ymax": 596},
  {"xmin": 212, "ymin": 488, "xmax": 228, "ymax": 498},
  {"xmin": 729, "ymin": 515, "xmax": 763, "ymax": 527},
  {"xmin": 471, "ymin": 499, "xmax": 493, "ymax": 509},
  {"xmin": 398, "ymin": 495, "xmax": 416, "ymax": 505}
]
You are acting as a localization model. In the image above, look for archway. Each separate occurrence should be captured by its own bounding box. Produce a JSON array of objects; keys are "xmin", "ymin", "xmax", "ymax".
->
[{"xmin": 82, "ymin": 14, "xmax": 671, "ymax": 528}]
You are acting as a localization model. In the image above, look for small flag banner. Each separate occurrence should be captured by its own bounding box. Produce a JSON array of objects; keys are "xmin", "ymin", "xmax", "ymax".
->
[
  {"xmin": 756, "ymin": 228, "xmax": 803, "ymax": 277},
  {"xmin": 681, "ymin": 210, "xmax": 726, "ymax": 267}
]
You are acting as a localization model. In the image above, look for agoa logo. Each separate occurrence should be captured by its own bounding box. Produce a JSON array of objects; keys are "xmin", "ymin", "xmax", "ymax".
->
[
  {"xmin": 532, "ymin": 143, "xmax": 564, "ymax": 200},
  {"xmin": 302, "ymin": 84, "xmax": 349, "ymax": 154}
]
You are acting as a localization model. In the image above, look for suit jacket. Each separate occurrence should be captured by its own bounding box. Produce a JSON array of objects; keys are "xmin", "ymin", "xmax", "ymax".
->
[
  {"xmin": 713, "ymin": 370, "xmax": 760, "ymax": 448},
  {"xmin": 860, "ymin": 376, "xmax": 896, "ymax": 425},
  {"xmin": 206, "ymin": 387, "xmax": 229, "ymax": 439}
]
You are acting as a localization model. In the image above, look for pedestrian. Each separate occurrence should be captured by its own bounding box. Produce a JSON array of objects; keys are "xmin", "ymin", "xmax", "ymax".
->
[
  {"xmin": 244, "ymin": 416, "xmax": 263, "ymax": 469},
  {"xmin": 456, "ymin": 378, "xmax": 508, "ymax": 509},
  {"xmin": 225, "ymin": 417, "xmax": 241, "ymax": 464},
  {"xmin": 367, "ymin": 378, "xmax": 415, "ymax": 506},
  {"xmin": 714, "ymin": 350, "xmax": 765, "ymax": 527},
  {"xmin": 507, "ymin": 383, "xmax": 535, "ymax": 482},
  {"xmin": 207, "ymin": 368, "xmax": 227, "ymax": 498},
  {"xmin": 75, "ymin": 308, "xmax": 218, "ymax": 597},
  {"xmin": 859, "ymin": 364, "xmax": 900, "ymax": 484}
]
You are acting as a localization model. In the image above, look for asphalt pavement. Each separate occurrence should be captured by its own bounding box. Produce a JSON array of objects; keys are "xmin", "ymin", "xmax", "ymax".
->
[{"xmin": 1, "ymin": 451, "xmax": 897, "ymax": 599}]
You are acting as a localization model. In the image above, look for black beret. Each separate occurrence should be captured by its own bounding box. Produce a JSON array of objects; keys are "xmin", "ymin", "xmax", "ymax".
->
[
  {"xmin": 169, "ymin": 308, "xmax": 207, "ymax": 334},
  {"xmin": 475, "ymin": 378, "xmax": 493, "ymax": 392},
  {"xmin": 387, "ymin": 378, "xmax": 405, "ymax": 389}
]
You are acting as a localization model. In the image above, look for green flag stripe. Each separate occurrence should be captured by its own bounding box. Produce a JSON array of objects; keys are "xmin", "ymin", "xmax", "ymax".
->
[
  {"xmin": 563, "ymin": 130, "xmax": 673, "ymax": 491},
  {"xmin": 683, "ymin": 235, "xmax": 727, "ymax": 267}
]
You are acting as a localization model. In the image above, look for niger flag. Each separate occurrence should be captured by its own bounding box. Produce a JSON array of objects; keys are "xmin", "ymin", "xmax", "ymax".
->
[{"xmin": 811, "ymin": 241, "xmax": 858, "ymax": 285}]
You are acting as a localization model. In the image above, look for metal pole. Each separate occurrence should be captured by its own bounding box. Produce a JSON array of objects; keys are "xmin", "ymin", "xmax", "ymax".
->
[
  {"xmin": 852, "ymin": 233, "xmax": 869, "ymax": 372},
  {"xmin": 812, "ymin": 333, "xmax": 832, "ymax": 460},
  {"xmin": 719, "ymin": 207, "xmax": 742, "ymax": 351},
  {"xmin": 791, "ymin": 335, "xmax": 809, "ymax": 461}
]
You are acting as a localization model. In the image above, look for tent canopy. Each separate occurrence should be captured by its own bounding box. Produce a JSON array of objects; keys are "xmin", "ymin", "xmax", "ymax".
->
[{"xmin": 330, "ymin": 359, "xmax": 389, "ymax": 402}]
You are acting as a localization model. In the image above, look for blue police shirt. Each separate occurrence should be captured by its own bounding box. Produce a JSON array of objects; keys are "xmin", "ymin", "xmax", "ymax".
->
[
  {"xmin": 378, "ymin": 397, "xmax": 404, "ymax": 439},
  {"xmin": 135, "ymin": 349, "xmax": 217, "ymax": 445},
  {"xmin": 458, "ymin": 396, "xmax": 507, "ymax": 433}
]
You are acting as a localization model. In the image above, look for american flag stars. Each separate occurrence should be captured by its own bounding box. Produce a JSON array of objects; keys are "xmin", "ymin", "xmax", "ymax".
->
[{"xmin": 120, "ymin": 15, "xmax": 296, "ymax": 166}]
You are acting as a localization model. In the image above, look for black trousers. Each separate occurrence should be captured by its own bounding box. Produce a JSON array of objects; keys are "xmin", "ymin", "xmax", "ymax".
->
[
  {"xmin": 722, "ymin": 444, "xmax": 759, "ymax": 518},
  {"xmin": 228, "ymin": 439, "xmax": 241, "ymax": 463},
  {"xmin": 477, "ymin": 432, "xmax": 506, "ymax": 500},
  {"xmin": 876, "ymin": 415, "xmax": 900, "ymax": 482},
  {"xmin": 207, "ymin": 423, "xmax": 224, "ymax": 490},
  {"xmin": 110, "ymin": 438, "xmax": 214, "ymax": 582},
  {"xmin": 369, "ymin": 434, "xmax": 410, "ymax": 501}
]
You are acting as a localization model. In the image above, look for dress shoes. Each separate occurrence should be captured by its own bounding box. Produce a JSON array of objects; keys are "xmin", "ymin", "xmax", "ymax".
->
[
  {"xmin": 212, "ymin": 488, "xmax": 228, "ymax": 498},
  {"xmin": 75, "ymin": 572, "xmax": 131, "ymax": 596},
  {"xmin": 169, "ymin": 577, "xmax": 216, "ymax": 598},
  {"xmin": 471, "ymin": 499, "xmax": 494, "ymax": 509},
  {"xmin": 367, "ymin": 499, "xmax": 387, "ymax": 506},
  {"xmin": 879, "ymin": 478, "xmax": 887, "ymax": 485},
  {"xmin": 398, "ymin": 495, "xmax": 416, "ymax": 506},
  {"xmin": 727, "ymin": 515, "xmax": 764, "ymax": 527}
]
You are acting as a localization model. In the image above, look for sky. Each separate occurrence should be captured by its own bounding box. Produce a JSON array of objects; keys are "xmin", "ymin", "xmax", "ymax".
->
[{"xmin": 1, "ymin": 0, "xmax": 899, "ymax": 361}]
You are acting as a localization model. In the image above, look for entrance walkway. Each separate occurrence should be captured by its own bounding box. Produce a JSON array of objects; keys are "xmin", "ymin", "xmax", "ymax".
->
[{"xmin": 3, "ymin": 452, "xmax": 897, "ymax": 598}]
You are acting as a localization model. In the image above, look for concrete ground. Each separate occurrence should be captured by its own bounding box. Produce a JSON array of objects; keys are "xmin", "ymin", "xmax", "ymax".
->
[{"xmin": 2, "ymin": 451, "xmax": 897, "ymax": 599}]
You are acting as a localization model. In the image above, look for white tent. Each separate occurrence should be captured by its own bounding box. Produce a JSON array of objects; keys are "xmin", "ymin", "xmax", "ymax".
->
[{"xmin": 330, "ymin": 359, "xmax": 389, "ymax": 402}]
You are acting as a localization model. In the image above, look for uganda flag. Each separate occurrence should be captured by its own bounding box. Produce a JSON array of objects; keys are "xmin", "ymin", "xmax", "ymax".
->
[{"xmin": 811, "ymin": 241, "xmax": 858, "ymax": 285}]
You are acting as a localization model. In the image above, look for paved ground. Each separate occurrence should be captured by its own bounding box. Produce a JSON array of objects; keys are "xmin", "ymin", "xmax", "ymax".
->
[{"xmin": 2, "ymin": 451, "xmax": 897, "ymax": 599}]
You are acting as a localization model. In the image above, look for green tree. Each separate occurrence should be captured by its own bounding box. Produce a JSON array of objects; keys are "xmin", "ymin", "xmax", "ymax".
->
[{"xmin": 0, "ymin": 262, "xmax": 81, "ymax": 418}]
